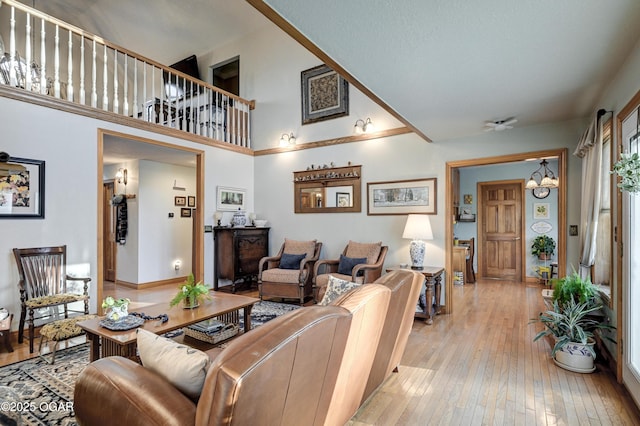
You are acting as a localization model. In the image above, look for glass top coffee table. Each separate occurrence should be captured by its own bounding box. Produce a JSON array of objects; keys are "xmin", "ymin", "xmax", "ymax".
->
[{"xmin": 77, "ymin": 292, "xmax": 259, "ymax": 362}]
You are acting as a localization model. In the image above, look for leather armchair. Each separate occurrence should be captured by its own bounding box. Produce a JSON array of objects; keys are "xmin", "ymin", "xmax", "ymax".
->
[
  {"xmin": 314, "ymin": 242, "xmax": 388, "ymax": 303},
  {"xmin": 258, "ymin": 239, "xmax": 322, "ymax": 304}
]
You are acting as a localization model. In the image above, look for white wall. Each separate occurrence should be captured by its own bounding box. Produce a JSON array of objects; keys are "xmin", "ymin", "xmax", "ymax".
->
[{"xmin": 0, "ymin": 96, "xmax": 254, "ymax": 325}]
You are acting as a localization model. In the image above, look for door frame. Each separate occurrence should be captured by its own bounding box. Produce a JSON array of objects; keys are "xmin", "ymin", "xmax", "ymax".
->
[
  {"xmin": 445, "ymin": 148, "xmax": 567, "ymax": 314},
  {"xmin": 96, "ymin": 129, "xmax": 205, "ymax": 314},
  {"xmin": 477, "ymin": 179, "xmax": 525, "ymax": 282}
]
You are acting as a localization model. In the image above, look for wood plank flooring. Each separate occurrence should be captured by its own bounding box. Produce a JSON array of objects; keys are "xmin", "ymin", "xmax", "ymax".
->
[{"xmin": 1, "ymin": 279, "xmax": 638, "ymax": 425}]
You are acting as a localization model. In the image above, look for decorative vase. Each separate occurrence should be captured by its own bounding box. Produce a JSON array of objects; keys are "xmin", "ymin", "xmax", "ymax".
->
[
  {"xmin": 231, "ymin": 209, "xmax": 246, "ymax": 227},
  {"xmin": 183, "ymin": 296, "xmax": 199, "ymax": 309},
  {"xmin": 107, "ymin": 304, "xmax": 129, "ymax": 321},
  {"xmin": 553, "ymin": 338, "xmax": 596, "ymax": 373}
]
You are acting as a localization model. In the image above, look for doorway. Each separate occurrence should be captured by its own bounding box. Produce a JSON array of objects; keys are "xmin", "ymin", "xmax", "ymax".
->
[
  {"xmin": 96, "ymin": 129, "xmax": 205, "ymax": 312},
  {"xmin": 211, "ymin": 56, "xmax": 239, "ymax": 96},
  {"xmin": 478, "ymin": 180, "xmax": 524, "ymax": 281},
  {"xmin": 445, "ymin": 149, "xmax": 567, "ymax": 314}
]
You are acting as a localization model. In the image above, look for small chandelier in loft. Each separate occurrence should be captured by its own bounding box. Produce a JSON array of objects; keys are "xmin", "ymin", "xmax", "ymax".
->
[{"xmin": 526, "ymin": 159, "xmax": 559, "ymax": 189}]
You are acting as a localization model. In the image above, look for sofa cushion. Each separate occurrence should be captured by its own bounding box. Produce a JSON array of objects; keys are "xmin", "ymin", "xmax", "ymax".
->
[
  {"xmin": 137, "ymin": 328, "xmax": 210, "ymax": 399},
  {"xmin": 319, "ymin": 275, "xmax": 360, "ymax": 306},
  {"xmin": 280, "ymin": 252, "xmax": 307, "ymax": 269},
  {"xmin": 337, "ymin": 254, "xmax": 367, "ymax": 276},
  {"xmin": 345, "ymin": 241, "xmax": 382, "ymax": 264},
  {"xmin": 262, "ymin": 268, "xmax": 302, "ymax": 284},
  {"xmin": 284, "ymin": 238, "xmax": 317, "ymax": 259}
]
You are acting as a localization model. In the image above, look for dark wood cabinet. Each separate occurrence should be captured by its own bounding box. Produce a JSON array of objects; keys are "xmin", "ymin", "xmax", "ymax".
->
[{"xmin": 213, "ymin": 227, "xmax": 269, "ymax": 292}]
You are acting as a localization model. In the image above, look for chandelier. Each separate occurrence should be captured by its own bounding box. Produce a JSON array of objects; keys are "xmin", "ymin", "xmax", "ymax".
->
[{"xmin": 526, "ymin": 159, "xmax": 559, "ymax": 189}]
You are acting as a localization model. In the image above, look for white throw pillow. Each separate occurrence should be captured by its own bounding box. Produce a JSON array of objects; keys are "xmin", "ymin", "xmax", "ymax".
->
[
  {"xmin": 319, "ymin": 275, "xmax": 360, "ymax": 306},
  {"xmin": 137, "ymin": 328, "xmax": 210, "ymax": 399}
]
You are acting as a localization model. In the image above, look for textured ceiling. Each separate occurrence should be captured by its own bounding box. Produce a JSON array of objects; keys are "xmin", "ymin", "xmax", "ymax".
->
[{"xmin": 20, "ymin": 0, "xmax": 640, "ymax": 143}]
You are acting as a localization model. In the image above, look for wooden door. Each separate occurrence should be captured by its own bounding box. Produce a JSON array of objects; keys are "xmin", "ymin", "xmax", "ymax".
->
[
  {"xmin": 102, "ymin": 182, "xmax": 116, "ymax": 282},
  {"xmin": 479, "ymin": 181, "xmax": 523, "ymax": 281}
]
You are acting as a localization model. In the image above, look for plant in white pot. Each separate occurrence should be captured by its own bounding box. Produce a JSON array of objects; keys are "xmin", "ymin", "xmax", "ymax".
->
[{"xmin": 532, "ymin": 298, "xmax": 615, "ymax": 373}]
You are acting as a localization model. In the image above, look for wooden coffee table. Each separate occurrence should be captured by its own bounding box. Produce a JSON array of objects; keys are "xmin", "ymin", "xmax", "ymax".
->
[{"xmin": 77, "ymin": 292, "xmax": 259, "ymax": 362}]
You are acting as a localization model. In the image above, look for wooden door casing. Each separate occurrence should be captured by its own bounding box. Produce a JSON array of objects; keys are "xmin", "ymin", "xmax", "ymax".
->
[
  {"xmin": 479, "ymin": 181, "xmax": 524, "ymax": 281},
  {"xmin": 102, "ymin": 181, "xmax": 116, "ymax": 282}
]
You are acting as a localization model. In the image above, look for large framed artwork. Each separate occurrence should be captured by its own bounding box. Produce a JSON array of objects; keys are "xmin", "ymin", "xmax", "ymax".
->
[
  {"xmin": 216, "ymin": 186, "xmax": 246, "ymax": 211},
  {"xmin": 301, "ymin": 64, "xmax": 349, "ymax": 124},
  {"xmin": 0, "ymin": 157, "xmax": 45, "ymax": 219},
  {"xmin": 367, "ymin": 178, "xmax": 437, "ymax": 215}
]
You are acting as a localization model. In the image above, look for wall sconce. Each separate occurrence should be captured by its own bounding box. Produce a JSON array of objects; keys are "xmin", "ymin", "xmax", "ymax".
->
[
  {"xmin": 279, "ymin": 133, "xmax": 296, "ymax": 147},
  {"xmin": 354, "ymin": 118, "xmax": 375, "ymax": 134},
  {"xmin": 115, "ymin": 168, "xmax": 128, "ymax": 186},
  {"xmin": 525, "ymin": 159, "xmax": 559, "ymax": 189},
  {"xmin": 174, "ymin": 260, "xmax": 182, "ymax": 271},
  {"xmin": 214, "ymin": 211, "xmax": 223, "ymax": 226}
]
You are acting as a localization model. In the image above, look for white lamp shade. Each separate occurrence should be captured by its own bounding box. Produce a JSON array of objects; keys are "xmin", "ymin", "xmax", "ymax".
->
[{"xmin": 402, "ymin": 214, "xmax": 433, "ymax": 240}]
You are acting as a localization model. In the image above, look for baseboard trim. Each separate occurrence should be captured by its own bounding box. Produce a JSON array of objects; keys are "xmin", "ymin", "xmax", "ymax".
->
[{"xmin": 115, "ymin": 276, "xmax": 186, "ymax": 289}]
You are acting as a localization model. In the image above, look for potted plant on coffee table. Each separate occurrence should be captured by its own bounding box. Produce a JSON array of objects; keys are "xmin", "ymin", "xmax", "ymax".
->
[
  {"xmin": 531, "ymin": 235, "xmax": 556, "ymax": 260},
  {"xmin": 101, "ymin": 296, "xmax": 130, "ymax": 321},
  {"xmin": 170, "ymin": 273, "xmax": 210, "ymax": 309}
]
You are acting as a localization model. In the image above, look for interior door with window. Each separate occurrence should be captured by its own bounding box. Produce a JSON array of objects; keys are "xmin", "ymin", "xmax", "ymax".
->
[
  {"xmin": 620, "ymin": 110, "xmax": 640, "ymax": 406},
  {"xmin": 478, "ymin": 180, "xmax": 524, "ymax": 281}
]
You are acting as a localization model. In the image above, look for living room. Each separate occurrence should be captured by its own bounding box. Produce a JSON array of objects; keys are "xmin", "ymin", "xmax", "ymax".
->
[{"xmin": 1, "ymin": 0, "xmax": 640, "ymax": 423}]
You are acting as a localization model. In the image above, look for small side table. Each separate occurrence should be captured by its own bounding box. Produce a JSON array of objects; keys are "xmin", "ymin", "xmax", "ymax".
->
[
  {"xmin": 0, "ymin": 313, "xmax": 14, "ymax": 353},
  {"xmin": 386, "ymin": 266, "xmax": 445, "ymax": 325}
]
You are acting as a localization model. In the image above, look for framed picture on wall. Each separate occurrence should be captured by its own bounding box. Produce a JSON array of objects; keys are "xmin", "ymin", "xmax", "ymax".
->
[
  {"xmin": 181, "ymin": 208, "xmax": 192, "ymax": 218},
  {"xmin": 367, "ymin": 178, "xmax": 437, "ymax": 215},
  {"xmin": 0, "ymin": 156, "xmax": 45, "ymax": 219},
  {"xmin": 216, "ymin": 186, "xmax": 245, "ymax": 211},
  {"xmin": 301, "ymin": 64, "xmax": 349, "ymax": 124},
  {"xmin": 187, "ymin": 196, "xmax": 196, "ymax": 207},
  {"xmin": 533, "ymin": 203, "xmax": 550, "ymax": 219},
  {"xmin": 175, "ymin": 196, "xmax": 186, "ymax": 206}
]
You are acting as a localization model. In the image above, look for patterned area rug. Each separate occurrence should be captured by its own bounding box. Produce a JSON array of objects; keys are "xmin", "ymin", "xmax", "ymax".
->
[{"xmin": 0, "ymin": 301, "xmax": 301, "ymax": 425}]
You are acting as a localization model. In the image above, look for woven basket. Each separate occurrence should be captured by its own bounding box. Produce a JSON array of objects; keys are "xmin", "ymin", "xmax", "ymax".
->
[{"xmin": 184, "ymin": 323, "xmax": 239, "ymax": 344}]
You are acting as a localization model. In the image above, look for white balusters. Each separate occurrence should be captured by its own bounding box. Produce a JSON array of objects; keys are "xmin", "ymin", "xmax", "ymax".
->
[
  {"xmin": 112, "ymin": 50, "xmax": 118, "ymax": 113},
  {"xmin": 9, "ymin": 6, "xmax": 17, "ymax": 87},
  {"xmin": 133, "ymin": 60, "xmax": 138, "ymax": 117},
  {"xmin": 67, "ymin": 29, "xmax": 73, "ymax": 101},
  {"xmin": 102, "ymin": 44, "xmax": 108, "ymax": 110},
  {"xmin": 40, "ymin": 18, "xmax": 46, "ymax": 95},
  {"xmin": 123, "ymin": 54, "xmax": 129, "ymax": 116},
  {"xmin": 25, "ymin": 13, "xmax": 32, "ymax": 91},
  {"xmin": 79, "ymin": 36, "xmax": 85, "ymax": 104}
]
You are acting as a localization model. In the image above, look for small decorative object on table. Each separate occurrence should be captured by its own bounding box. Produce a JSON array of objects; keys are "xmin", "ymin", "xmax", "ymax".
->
[
  {"xmin": 231, "ymin": 208, "xmax": 247, "ymax": 227},
  {"xmin": 184, "ymin": 318, "xmax": 239, "ymax": 344},
  {"xmin": 170, "ymin": 273, "xmax": 210, "ymax": 309},
  {"xmin": 101, "ymin": 296, "xmax": 130, "ymax": 321}
]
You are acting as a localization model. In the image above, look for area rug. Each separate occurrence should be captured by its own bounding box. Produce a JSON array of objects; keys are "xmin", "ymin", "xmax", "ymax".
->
[{"xmin": 0, "ymin": 300, "xmax": 301, "ymax": 425}]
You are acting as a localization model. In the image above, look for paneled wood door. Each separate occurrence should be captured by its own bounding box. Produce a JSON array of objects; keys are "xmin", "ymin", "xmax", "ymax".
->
[
  {"xmin": 102, "ymin": 181, "xmax": 116, "ymax": 282},
  {"xmin": 479, "ymin": 181, "xmax": 524, "ymax": 281}
]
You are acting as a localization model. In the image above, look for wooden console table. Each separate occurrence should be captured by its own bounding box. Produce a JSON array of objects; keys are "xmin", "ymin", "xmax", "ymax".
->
[{"xmin": 386, "ymin": 266, "xmax": 444, "ymax": 325}]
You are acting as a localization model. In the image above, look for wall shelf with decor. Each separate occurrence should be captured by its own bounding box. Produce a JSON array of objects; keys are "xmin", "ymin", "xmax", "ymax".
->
[{"xmin": 293, "ymin": 165, "xmax": 361, "ymax": 213}]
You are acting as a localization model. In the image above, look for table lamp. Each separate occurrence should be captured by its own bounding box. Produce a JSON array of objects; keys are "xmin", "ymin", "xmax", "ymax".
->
[{"xmin": 402, "ymin": 214, "xmax": 433, "ymax": 270}]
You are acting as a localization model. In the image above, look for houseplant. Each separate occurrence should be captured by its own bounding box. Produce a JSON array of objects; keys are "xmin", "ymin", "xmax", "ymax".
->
[
  {"xmin": 550, "ymin": 270, "xmax": 600, "ymax": 306},
  {"xmin": 532, "ymin": 298, "xmax": 615, "ymax": 372},
  {"xmin": 531, "ymin": 235, "xmax": 556, "ymax": 260},
  {"xmin": 169, "ymin": 273, "xmax": 210, "ymax": 308},
  {"xmin": 101, "ymin": 296, "xmax": 130, "ymax": 321},
  {"xmin": 610, "ymin": 151, "xmax": 640, "ymax": 193}
]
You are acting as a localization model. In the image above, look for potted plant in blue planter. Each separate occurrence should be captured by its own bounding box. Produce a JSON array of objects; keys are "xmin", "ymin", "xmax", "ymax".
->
[{"xmin": 531, "ymin": 235, "xmax": 556, "ymax": 260}]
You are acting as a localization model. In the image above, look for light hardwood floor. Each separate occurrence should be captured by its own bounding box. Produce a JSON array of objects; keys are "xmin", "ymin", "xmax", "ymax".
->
[{"xmin": 1, "ymin": 279, "xmax": 639, "ymax": 424}]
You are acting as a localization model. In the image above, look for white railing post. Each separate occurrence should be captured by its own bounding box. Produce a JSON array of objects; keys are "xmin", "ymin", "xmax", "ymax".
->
[
  {"xmin": 91, "ymin": 38, "xmax": 97, "ymax": 107},
  {"xmin": 9, "ymin": 6, "xmax": 17, "ymax": 87},
  {"xmin": 113, "ymin": 49, "xmax": 118, "ymax": 113},
  {"xmin": 102, "ymin": 44, "xmax": 108, "ymax": 110},
  {"xmin": 25, "ymin": 13, "xmax": 32, "ymax": 91},
  {"xmin": 132, "ymin": 60, "xmax": 138, "ymax": 117},
  {"xmin": 123, "ymin": 54, "xmax": 129, "ymax": 117},
  {"xmin": 67, "ymin": 29, "xmax": 73, "ymax": 101},
  {"xmin": 54, "ymin": 24, "xmax": 60, "ymax": 98},
  {"xmin": 79, "ymin": 36, "xmax": 85, "ymax": 104},
  {"xmin": 40, "ymin": 18, "xmax": 47, "ymax": 95}
]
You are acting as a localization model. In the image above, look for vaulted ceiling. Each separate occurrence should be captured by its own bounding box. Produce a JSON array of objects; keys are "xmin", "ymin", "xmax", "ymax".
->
[{"xmin": 21, "ymin": 0, "xmax": 640, "ymax": 142}]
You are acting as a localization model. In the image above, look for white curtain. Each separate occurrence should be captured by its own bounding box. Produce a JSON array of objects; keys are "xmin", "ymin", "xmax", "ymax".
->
[{"xmin": 573, "ymin": 112, "xmax": 606, "ymax": 279}]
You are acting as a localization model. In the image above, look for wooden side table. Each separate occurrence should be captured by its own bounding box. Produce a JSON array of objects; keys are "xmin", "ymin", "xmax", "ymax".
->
[
  {"xmin": 0, "ymin": 313, "xmax": 14, "ymax": 353},
  {"xmin": 386, "ymin": 266, "xmax": 445, "ymax": 325}
]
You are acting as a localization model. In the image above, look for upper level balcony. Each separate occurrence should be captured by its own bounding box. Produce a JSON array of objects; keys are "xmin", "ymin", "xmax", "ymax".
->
[{"xmin": 0, "ymin": 0, "xmax": 253, "ymax": 149}]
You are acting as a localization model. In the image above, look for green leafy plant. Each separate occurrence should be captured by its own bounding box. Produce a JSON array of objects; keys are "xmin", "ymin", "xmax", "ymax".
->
[
  {"xmin": 531, "ymin": 235, "xmax": 556, "ymax": 258},
  {"xmin": 101, "ymin": 296, "xmax": 130, "ymax": 310},
  {"xmin": 532, "ymin": 298, "xmax": 615, "ymax": 357},
  {"xmin": 551, "ymin": 270, "xmax": 599, "ymax": 306},
  {"xmin": 610, "ymin": 151, "xmax": 640, "ymax": 193},
  {"xmin": 169, "ymin": 273, "xmax": 210, "ymax": 307}
]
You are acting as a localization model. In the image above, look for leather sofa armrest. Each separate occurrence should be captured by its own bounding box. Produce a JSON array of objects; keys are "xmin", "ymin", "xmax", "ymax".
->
[{"xmin": 74, "ymin": 357, "xmax": 197, "ymax": 426}]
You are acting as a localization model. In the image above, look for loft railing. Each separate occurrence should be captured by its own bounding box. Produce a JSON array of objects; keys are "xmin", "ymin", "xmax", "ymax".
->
[{"xmin": 0, "ymin": 0, "xmax": 252, "ymax": 148}]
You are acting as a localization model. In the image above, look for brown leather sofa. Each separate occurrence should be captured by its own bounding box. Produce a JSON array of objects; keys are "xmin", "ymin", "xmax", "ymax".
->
[
  {"xmin": 360, "ymin": 269, "xmax": 425, "ymax": 403},
  {"xmin": 74, "ymin": 284, "xmax": 392, "ymax": 426}
]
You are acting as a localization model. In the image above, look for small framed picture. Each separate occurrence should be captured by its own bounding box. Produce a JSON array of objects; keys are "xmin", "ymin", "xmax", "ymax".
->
[
  {"xmin": 180, "ymin": 208, "xmax": 192, "ymax": 218},
  {"xmin": 175, "ymin": 196, "xmax": 186, "ymax": 206},
  {"xmin": 187, "ymin": 196, "xmax": 196, "ymax": 207},
  {"xmin": 336, "ymin": 192, "xmax": 351, "ymax": 208},
  {"xmin": 533, "ymin": 203, "xmax": 550, "ymax": 219},
  {"xmin": 217, "ymin": 186, "xmax": 246, "ymax": 211}
]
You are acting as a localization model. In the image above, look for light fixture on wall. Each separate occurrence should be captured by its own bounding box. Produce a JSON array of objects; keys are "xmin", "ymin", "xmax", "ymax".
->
[
  {"xmin": 354, "ymin": 118, "xmax": 375, "ymax": 135},
  {"xmin": 525, "ymin": 159, "xmax": 558, "ymax": 189},
  {"xmin": 402, "ymin": 214, "xmax": 433, "ymax": 270},
  {"xmin": 115, "ymin": 168, "xmax": 128, "ymax": 186},
  {"xmin": 214, "ymin": 211, "xmax": 223, "ymax": 226},
  {"xmin": 279, "ymin": 133, "xmax": 296, "ymax": 147}
]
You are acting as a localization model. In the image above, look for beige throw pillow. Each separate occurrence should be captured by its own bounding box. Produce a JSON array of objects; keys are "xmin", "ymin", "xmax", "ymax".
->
[
  {"xmin": 319, "ymin": 275, "xmax": 360, "ymax": 306},
  {"xmin": 137, "ymin": 328, "xmax": 211, "ymax": 399}
]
